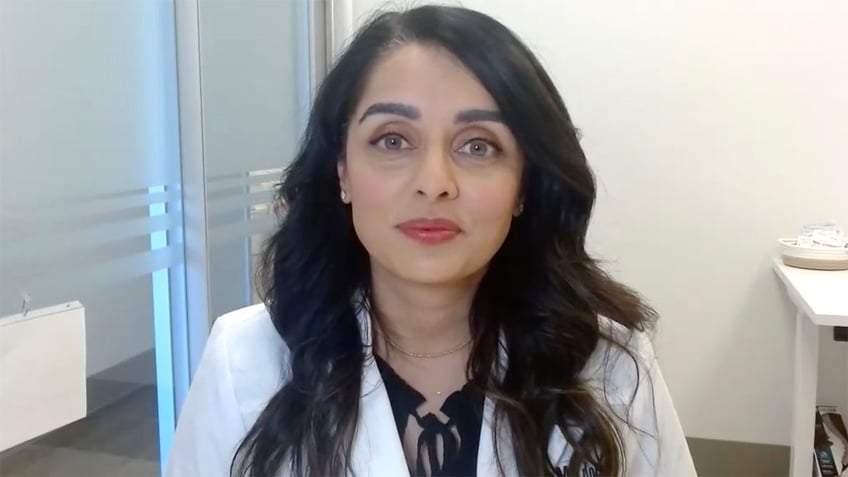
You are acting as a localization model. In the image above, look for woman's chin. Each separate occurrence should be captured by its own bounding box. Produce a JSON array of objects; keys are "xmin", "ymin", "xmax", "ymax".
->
[{"xmin": 387, "ymin": 260, "xmax": 486, "ymax": 287}]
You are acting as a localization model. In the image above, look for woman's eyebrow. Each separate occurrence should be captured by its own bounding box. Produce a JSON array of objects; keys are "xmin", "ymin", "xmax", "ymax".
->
[
  {"xmin": 358, "ymin": 104, "xmax": 504, "ymax": 125},
  {"xmin": 358, "ymin": 102, "xmax": 420, "ymax": 123},
  {"xmin": 454, "ymin": 109, "xmax": 503, "ymax": 124}
]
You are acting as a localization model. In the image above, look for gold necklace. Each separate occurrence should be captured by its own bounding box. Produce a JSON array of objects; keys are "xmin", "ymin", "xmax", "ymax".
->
[{"xmin": 378, "ymin": 329, "xmax": 472, "ymax": 359}]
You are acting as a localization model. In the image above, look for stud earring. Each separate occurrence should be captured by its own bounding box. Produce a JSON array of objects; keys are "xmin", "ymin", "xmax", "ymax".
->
[
  {"xmin": 340, "ymin": 190, "xmax": 348, "ymax": 203},
  {"xmin": 514, "ymin": 202, "xmax": 524, "ymax": 216}
]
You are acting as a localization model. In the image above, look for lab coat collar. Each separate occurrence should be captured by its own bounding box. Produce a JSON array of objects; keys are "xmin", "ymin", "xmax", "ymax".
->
[{"xmin": 350, "ymin": 303, "xmax": 409, "ymax": 476}]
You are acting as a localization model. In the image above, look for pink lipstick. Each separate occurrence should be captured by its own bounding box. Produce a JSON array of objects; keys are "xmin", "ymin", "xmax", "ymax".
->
[{"xmin": 397, "ymin": 218, "xmax": 461, "ymax": 245}]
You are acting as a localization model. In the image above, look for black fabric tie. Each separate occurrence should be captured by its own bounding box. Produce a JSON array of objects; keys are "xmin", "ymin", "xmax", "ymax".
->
[
  {"xmin": 374, "ymin": 354, "xmax": 483, "ymax": 477},
  {"xmin": 414, "ymin": 413, "xmax": 459, "ymax": 476}
]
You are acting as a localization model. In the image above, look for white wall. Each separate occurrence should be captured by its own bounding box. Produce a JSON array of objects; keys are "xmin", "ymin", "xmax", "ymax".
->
[{"xmin": 349, "ymin": 0, "xmax": 848, "ymax": 446}]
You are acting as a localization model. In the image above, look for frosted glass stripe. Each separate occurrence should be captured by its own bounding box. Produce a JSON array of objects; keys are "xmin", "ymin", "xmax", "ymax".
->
[
  {"xmin": 206, "ymin": 189, "xmax": 274, "ymax": 215},
  {"xmin": 205, "ymin": 169, "xmax": 283, "ymax": 189},
  {"xmin": 3, "ymin": 245, "xmax": 182, "ymax": 297},
  {"xmin": 3, "ymin": 239, "xmax": 184, "ymax": 282},
  {"xmin": 209, "ymin": 216, "xmax": 276, "ymax": 246},
  {"xmin": 1, "ymin": 187, "xmax": 183, "ymax": 215},
  {"xmin": 1, "ymin": 212, "xmax": 184, "ymax": 256}
]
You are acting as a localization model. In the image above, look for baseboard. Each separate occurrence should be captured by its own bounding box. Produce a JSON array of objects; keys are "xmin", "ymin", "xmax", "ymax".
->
[{"xmin": 688, "ymin": 437, "xmax": 790, "ymax": 477}]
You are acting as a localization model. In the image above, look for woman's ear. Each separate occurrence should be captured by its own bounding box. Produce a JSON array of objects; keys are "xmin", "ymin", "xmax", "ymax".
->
[
  {"xmin": 337, "ymin": 159, "xmax": 350, "ymax": 203},
  {"xmin": 513, "ymin": 194, "xmax": 525, "ymax": 217}
]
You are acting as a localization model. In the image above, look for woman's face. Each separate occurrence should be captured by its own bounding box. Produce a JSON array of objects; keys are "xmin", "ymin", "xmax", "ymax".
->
[{"xmin": 339, "ymin": 43, "xmax": 524, "ymax": 286}]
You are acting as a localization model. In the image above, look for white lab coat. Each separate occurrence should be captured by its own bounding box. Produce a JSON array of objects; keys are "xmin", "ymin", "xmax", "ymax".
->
[{"xmin": 167, "ymin": 304, "xmax": 696, "ymax": 477}]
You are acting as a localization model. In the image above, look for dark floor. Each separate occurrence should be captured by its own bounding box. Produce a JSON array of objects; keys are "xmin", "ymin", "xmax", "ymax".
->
[{"xmin": 0, "ymin": 385, "xmax": 160, "ymax": 477}]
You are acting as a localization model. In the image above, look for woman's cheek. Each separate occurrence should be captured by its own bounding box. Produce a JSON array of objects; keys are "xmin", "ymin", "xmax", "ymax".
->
[{"xmin": 467, "ymin": 177, "xmax": 521, "ymax": 223}]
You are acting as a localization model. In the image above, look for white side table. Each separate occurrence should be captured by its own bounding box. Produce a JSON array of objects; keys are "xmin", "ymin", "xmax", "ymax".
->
[{"xmin": 773, "ymin": 258, "xmax": 848, "ymax": 476}]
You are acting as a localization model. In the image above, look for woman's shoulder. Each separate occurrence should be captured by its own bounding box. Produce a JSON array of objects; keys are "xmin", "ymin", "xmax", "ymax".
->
[
  {"xmin": 580, "ymin": 317, "xmax": 697, "ymax": 475},
  {"xmin": 580, "ymin": 316, "xmax": 657, "ymax": 403},
  {"xmin": 167, "ymin": 304, "xmax": 290, "ymax": 476},
  {"xmin": 209, "ymin": 303, "xmax": 289, "ymax": 367},
  {"xmin": 205, "ymin": 304, "xmax": 291, "ymax": 422},
  {"xmin": 210, "ymin": 303, "xmax": 282, "ymax": 352}
]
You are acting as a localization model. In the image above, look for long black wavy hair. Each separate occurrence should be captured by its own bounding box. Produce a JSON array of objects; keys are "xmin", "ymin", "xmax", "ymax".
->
[{"xmin": 233, "ymin": 5, "xmax": 656, "ymax": 477}]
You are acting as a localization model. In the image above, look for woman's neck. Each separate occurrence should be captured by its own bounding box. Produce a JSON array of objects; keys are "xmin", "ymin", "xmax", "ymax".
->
[{"xmin": 369, "ymin": 266, "xmax": 482, "ymax": 356}]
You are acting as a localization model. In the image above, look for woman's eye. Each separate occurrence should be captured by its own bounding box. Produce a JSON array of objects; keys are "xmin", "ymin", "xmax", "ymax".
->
[
  {"xmin": 373, "ymin": 134, "xmax": 411, "ymax": 151},
  {"xmin": 458, "ymin": 139, "xmax": 499, "ymax": 158}
]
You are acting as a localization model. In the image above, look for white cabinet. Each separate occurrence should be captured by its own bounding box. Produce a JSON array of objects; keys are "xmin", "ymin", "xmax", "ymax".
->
[{"xmin": 0, "ymin": 302, "xmax": 86, "ymax": 451}]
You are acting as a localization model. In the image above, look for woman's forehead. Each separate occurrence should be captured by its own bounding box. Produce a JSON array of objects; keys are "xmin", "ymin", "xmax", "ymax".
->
[{"xmin": 354, "ymin": 43, "xmax": 499, "ymax": 118}]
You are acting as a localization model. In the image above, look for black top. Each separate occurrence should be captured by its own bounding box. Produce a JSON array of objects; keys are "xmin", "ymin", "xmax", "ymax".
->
[{"xmin": 375, "ymin": 355, "xmax": 484, "ymax": 477}]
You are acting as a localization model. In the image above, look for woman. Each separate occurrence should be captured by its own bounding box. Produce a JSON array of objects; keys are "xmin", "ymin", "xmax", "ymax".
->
[{"xmin": 167, "ymin": 5, "xmax": 696, "ymax": 477}]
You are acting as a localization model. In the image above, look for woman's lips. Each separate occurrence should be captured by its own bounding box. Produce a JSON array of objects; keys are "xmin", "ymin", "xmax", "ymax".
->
[{"xmin": 397, "ymin": 218, "xmax": 461, "ymax": 245}]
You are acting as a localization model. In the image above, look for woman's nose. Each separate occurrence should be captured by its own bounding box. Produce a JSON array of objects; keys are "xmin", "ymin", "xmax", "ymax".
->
[{"xmin": 414, "ymin": 147, "xmax": 459, "ymax": 200}]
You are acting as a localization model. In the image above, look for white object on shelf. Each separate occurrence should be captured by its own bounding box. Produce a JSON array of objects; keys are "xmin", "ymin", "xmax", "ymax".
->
[
  {"xmin": 773, "ymin": 258, "xmax": 848, "ymax": 476},
  {"xmin": 0, "ymin": 301, "xmax": 87, "ymax": 452},
  {"xmin": 780, "ymin": 238, "xmax": 848, "ymax": 271},
  {"xmin": 797, "ymin": 222, "xmax": 846, "ymax": 248}
]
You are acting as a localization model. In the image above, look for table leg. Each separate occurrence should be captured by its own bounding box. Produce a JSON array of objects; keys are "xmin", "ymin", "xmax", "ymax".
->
[{"xmin": 790, "ymin": 311, "xmax": 820, "ymax": 476}]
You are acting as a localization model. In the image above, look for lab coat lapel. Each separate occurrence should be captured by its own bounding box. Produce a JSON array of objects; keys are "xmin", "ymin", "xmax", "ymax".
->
[
  {"xmin": 349, "ymin": 308, "xmax": 410, "ymax": 477},
  {"xmin": 476, "ymin": 394, "xmax": 518, "ymax": 477},
  {"xmin": 476, "ymin": 336, "xmax": 573, "ymax": 477},
  {"xmin": 477, "ymin": 402, "xmax": 571, "ymax": 476},
  {"xmin": 476, "ymin": 334, "xmax": 519, "ymax": 477}
]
